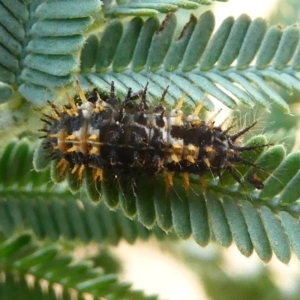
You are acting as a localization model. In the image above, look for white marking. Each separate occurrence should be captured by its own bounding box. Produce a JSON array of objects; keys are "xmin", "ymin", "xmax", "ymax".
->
[
  {"xmin": 187, "ymin": 114, "xmax": 199, "ymax": 123},
  {"xmin": 79, "ymin": 101, "xmax": 94, "ymax": 119}
]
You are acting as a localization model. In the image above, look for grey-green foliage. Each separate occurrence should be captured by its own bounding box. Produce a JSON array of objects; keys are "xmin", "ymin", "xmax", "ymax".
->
[
  {"xmin": 78, "ymin": 12, "xmax": 300, "ymax": 113},
  {"xmin": 2, "ymin": 1, "xmax": 300, "ymax": 113},
  {"xmin": 103, "ymin": 0, "xmax": 224, "ymax": 16},
  {"xmin": 0, "ymin": 0, "xmax": 102, "ymax": 104},
  {"xmin": 0, "ymin": 0, "xmax": 226, "ymax": 106},
  {"xmin": 4, "ymin": 133, "xmax": 300, "ymax": 266},
  {"xmin": 0, "ymin": 233, "xmax": 158, "ymax": 300},
  {"xmin": 0, "ymin": 139, "xmax": 169, "ymax": 245},
  {"xmin": 2, "ymin": 0, "xmax": 300, "ymax": 298}
]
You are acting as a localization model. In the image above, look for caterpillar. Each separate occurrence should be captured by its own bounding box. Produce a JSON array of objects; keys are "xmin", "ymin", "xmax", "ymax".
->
[{"xmin": 40, "ymin": 81, "xmax": 268, "ymax": 191}]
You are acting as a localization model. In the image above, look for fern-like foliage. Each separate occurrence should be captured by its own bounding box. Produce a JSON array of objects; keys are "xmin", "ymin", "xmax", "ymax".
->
[
  {"xmin": 78, "ymin": 12, "xmax": 300, "ymax": 113},
  {"xmin": 32, "ymin": 133, "xmax": 300, "ymax": 264},
  {"xmin": 1, "ymin": 0, "xmax": 300, "ymax": 277},
  {"xmin": 2, "ymin": 2, "xmax": 299, "ymax": 113},
  {"xmin": 102, "ymin": 0, "xmax": 201, "ymax": 16},
  {"xmin": 0, "ymin": 139, "xmax": 170, "ymax": 245},
  {"xmin": 0, "ymin": 0, "xmax": 102, "ymax": 104},
  {"xmin": 0, "ymin": 233, "xmax": 158, "ymax": 299},
  {"xmin": 0, "ymin": 131, "xmax": 299, "ymax": 264}
]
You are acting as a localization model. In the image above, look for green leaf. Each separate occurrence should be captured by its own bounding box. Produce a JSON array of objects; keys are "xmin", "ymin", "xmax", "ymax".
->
[
  {"xmin": 237, "ymin": 18, "xmax": 267, "ymax": 70},
  {"xmin": 135, "ymin": 176, "xmax": 156, "ymax": 228},
  {"xmin": 200, "ymin": 16, "xmax": 234, "ymax": 71},
  {"xmin": 170, "ymin": 179, "xmax": 192, "ymax": 239},
  {"xmin": 78, "ymin": 12, "xmax": 300, "ymax": 112},
  {"xmin": 255, "ymin": 25, "xmax": 282, "ymax": 69},
  {"xmin": 103, "ymin": 0, "xmax": 201, "ymax": 16},
  {"xmin": 113, "ymin": 17, "xmax": 144, "ymax": 72},
  {"xmin": 240, "ymin": 201, "xmax": 272, "ymax": 262},
  {"xmin": 146, "ymin": 13, "xmax": 177, "ymax": 71},
  {"xmin": 80, "ymin": 34, "xmax": 99, "ymax": 71},
  {"xmin": 207, "ymin": 192, "xmax": 232, "ymax": 247},
  {"xmin": 0, "ymin": 234, "xmax": 31, "ymax": 258},
  {"xmin": 27, "ymin": 36, "xmax": 85, "ymax": 55},
  {"xmin": 273, "ymin": 25, "xmax": 299, "ymax": 70},
  {"xmin": 95, "ymin": 19, "xmax": 124, "ymax": 72},
  {"xmin": 164, "ymin": 14, "xmax": 198, "ymax": 72},
  {"xmin": 3, "ymin": 2, "xmax": 300, "ymax": 271},
  {"xmin": 259, "ymin": 152, "xmax": 300, "ymax": 200},
  {"xmin": 260, "ymin": 206, "xmax": 291, "ymax": 263},
  {"xmin": 0, "ymin": 82, "xmax": 14, "ymax": 103},
  {"xmin": 0, "ymin": 139, "xmax": 171, "ymax": 245},
  {"xmin": 32, "ymin": 136, "xmax": 300, "ymax": 264},
  {"xmin": 223, "ymin": 196, "xmax": 253, "ymax": 256},
  {"xmin": 35, "ymin": 0, "xmax": 102, "ymax": 19},
  {"xmin": 30, "ymin": 18, "xmax": 94, "ymax": 36},
  {"xmin": 187, "ymin": 190, "xmax": 210, "ymax": 246},
  {"xmin": 0, "ymin": 0, "xmax": 101, "ymax": 105},
  {"xmin": 218, "ymin": 14, "xmax": 251, "ymax": 70},
  {"xmin": 181, "ymin": 11, "xmax": 215, "ymax": 72},
  {"xmin": 132, "ymin": 17, "xmax": 160, "ymax": 71},
  {"xmin": 0, "ymin": 233, "xmax": 158, "ymax": 299}
]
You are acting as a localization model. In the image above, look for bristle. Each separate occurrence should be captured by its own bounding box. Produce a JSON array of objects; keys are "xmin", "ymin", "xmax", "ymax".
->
[
  {"xmin": 39, "ymin": 82, "xmax": 269, "ymax": 191},
  {"xmin": 229, "ymin": 121, "xmax": 258, "ymax": 142},
  {"xmin": 40, "ymin": 119, "xmax": 52, "ymax": 125}
]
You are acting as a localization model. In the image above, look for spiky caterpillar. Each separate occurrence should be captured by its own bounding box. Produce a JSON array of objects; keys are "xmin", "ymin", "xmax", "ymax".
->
[{"xmin": 40, "ymin": 81, "xmax": 268, "ymax": 190}]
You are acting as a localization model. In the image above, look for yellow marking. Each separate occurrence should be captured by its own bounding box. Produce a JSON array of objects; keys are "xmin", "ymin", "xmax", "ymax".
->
[
  {"xmin": 175, "ymin": 114, "xmax": 182, "ymax": 126},
  {"xmin": 63, "ymin": 106, "xmax": 72, "ymax": 116},
  {"xmin": 182, "ymin": 172, "xmax": 190, "ymax": 190},
  {"xmin": 205, "ymin": 146, "xmax": 214, "ymax": 153},
  {"xmin": 57, "ymin": 131, "xmax": 68, "ymax": 152},
  {"xmin": 95, "ymin": 103, "xmax": 105, "ymax": 112},
  {"xmin": 192, "ymin": 120, "xmax": 202, "ymax": 127},
  {"xmin": 66, "ymin": 134, "xmax": 76, "ymax": 140},
  {"xmin": 78, "ymin": 164, "xmax": 85, "ymax": 180},
  {"xmin": 56, "ymin": 158, "xmax": 69, "ymax": 176},
  {"xmin": 48, "ymin": 134, "xmax": 58, "ymax": 138},
  {"xmin": 76, "ymin": 78, "xmax": 87, "ymax": 102},
  {"xmin": 90, "ymin": 146, "xmax": 99, "ymax": 155},
  {"xmin": 204, "ymin": 158, "xmax": 210, "ymax": 168},
  {"xmin": 173, "ymin": 143, "xmax": 182, "ymax": 154},
  {"xmin": 171, "ymin": 154, "xmax": 179, "ymax": 163},
  {"xmin": 70, "ymin": 164, "xmax": 85, "ymax": 180},
  {"xmin": 252, "ymin": 173, "xmax": 260, "ymax": 180},
  {"xmin": 67, "ymin": 92, "xmax": 78, "ymax": 113},
  {"xmin": 53, "ymin": 145, "xmax": 59, "ymax": 150},
  {"xmin": 67, "ymin": 145, "xmax": 78, "ymax": 152},
  {"xmin": 175, "ymin": 93, "xmax": 186, "ymax": 110},
  {"xmin": 71, "ymin": 165, "xmax": 78, "ymax": 174},
  {"xmin": 188, "ymin": 144, "xmax": 197, "ymax": 153},
  {"xmin": 51, "ymin": 113, "xmax": 60, "ymax": 120},
  {"xmin": 93, "ymin": 168, "xmax": 103, "ymax": 181},
  {"xmin": 186, "ymin": 155, "xmax": 195, "ymax": 163},
  {"xmin": 171, "ymin": 143, "xmax": 183, "ymax": 163},
  {"xmin": 88, "ymin": 135, "xmax": 100, "ymax": 155},
  {"xmin": 88, "ymin": 135, "xmax": 98, "ymax": 140},
  {"xmin": 165, "ymin": 172, "xmax": 174, "ymax": 192},
  {"xmin": 49, "ymin": 102, "xmax": 61, "ymax": 116},
  {"xmin": 192, "ymin": 101, "xmax": 204, "ymax": 116},
  {"xmin": 56, "ymin": 158, "xmax": 67, "ymax": 168}
]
